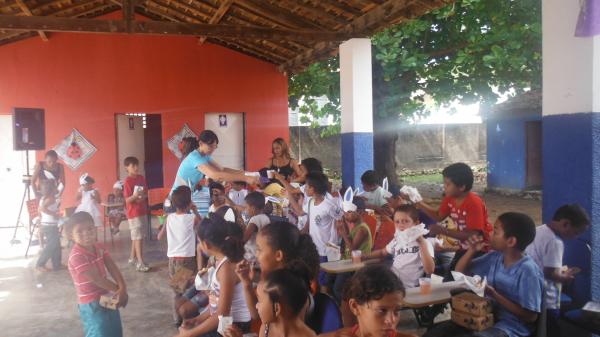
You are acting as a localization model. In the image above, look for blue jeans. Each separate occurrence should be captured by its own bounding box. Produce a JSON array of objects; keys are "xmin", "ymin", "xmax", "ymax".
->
[
  {"xmin": 36, "ymin": 225, "xmax": 61, "ymax": 270},
  {"xmin": 79, "ymin": 300, "xmax": 122, "ymax": 337},
  {"xmin": 423, "ymin": 321, "xmax": 509, "ymax": 337}
]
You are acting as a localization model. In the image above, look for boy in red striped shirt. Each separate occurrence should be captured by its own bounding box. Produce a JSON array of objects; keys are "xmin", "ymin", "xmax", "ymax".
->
[{"xmin": 66, "ymin": 212, "xmax": 128, "ymax": 337}]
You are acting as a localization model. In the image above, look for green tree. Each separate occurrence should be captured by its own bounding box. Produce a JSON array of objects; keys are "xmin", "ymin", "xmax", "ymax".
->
[{"xmin": 289, "ymin": 0, "xmax": 541, "ymax": 183}]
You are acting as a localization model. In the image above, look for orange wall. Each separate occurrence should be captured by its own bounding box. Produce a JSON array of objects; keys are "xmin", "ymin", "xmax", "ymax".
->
[{"xmin": 0, "ymin": 30, "xmax": 289, "ymax": 208}]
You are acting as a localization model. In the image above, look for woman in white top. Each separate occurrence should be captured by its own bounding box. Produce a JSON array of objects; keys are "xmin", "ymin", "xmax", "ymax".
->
[
  {"xmin": 176, "ymin": 216, "xmax": 250, "ymax": 337},
  {"xmin": 36, "ymin": 180, "xmax": 62, "ymax": 272}
]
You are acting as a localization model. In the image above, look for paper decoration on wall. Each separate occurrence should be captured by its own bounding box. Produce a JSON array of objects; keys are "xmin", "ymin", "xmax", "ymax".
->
[
  {"xmin": 167, "ymin": 123, "xmax": 197, "ymax": 160},
  {"xmin": 53, "ymin": 128, "xmax": 97, "ymax": 170}
]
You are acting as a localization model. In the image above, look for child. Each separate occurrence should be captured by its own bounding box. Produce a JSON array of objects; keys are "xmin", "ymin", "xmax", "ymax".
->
[
  {"xmin": 177, "ymin": 217, "xmax": 251, "ymax": 337},
  {"xmin": 123, "ymin": 156, "xmax": 150, "ymax": 272},
  {"xmin": 228, "ymin": 181, "xmax": 248, "ymax": 208},
  {"xmin": 331, "ymin": 199, "xmax": 373, "ymax": 303},
  {"xmin": 108, "ymin": 181, "xmax": 126, "ymax": 235},
  {"xmin": 255, "ymin": 266, "xmax": 316, "ymax": 337},
  {"xmin": 242, "ymin": 192, "xmax": 271, "ymax": 262},
  {"xmin": 525, "ymin": 204, "xmax": 590, "ymax": 337},
  {"xmin": 415, "ymin": 162, "xmax": 492, "ymax": 274},
  {"xmin": 208, "ymin": 181, "xmax": 237, "ymax": 223},
  {"xmin": 424, "ymin": 212, "xmax": 544, "ymax": 337},
  {"xmin": 359, "ymin": 170, "xmax": 391, "ymax": 213},
  {"xmin": 75, "ymin": 173, "xmax": 102, "ymax": 228},
  {"xmin": 320, "ymin": 264, "xmax": 416, "ymax": 337},
  {"xmin": 288, "ymin": 172, "xmax": 343, "ymax": 287},
  {"xmin": 158, "ymin": 185, "xmax": 202, "ymax": 326},
  {"xmin": 364, "ymin": 205, "xmax": 435, "ymax": 288},
  {"xmin": 235, "ymin": 221, "xmax": 321, "ymax": 321},
  {"xmin": 36, "ymin": 180, "xmax": 62, "ymax": 272},
  {"xmin": 66, "ymin": 212, "xmax": 128, "ymax": 337}
]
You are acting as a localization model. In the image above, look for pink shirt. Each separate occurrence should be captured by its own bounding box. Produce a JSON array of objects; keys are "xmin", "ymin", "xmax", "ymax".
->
[{"xmin": 67, "ymin": 243, "xmax": 109, "ymax": 304}]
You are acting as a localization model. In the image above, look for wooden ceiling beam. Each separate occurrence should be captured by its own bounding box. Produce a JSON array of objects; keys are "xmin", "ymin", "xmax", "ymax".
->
[
  {"xmin": 122, "ymin": 0, "xmax": 133, "ymax": 32},
  {"xmin": 14, "ymin": 0, "xmax": 47, "ymax": 40},
  {"xmin": 274, "ymin": 0, "xmax": 350, "ymax": 28},
  {"xmin": 209, "ymin": 37, "xmax": 279, "ymax": 64},
  {"xmin": 310, "ymin": 0, "xmax": 363, "ymax": 16},
  {"xmin": 233, "ymin": 0, "xmax": 325, "ymax": 30},
  {"xmin": 47, "ymin": 0, "xmax": 106, "ymax": 18},
  {"xmin": 198, "ymin": 0, "xmax": 232, "ymax": 45},
  {"xmin": 279, "ymin": 0, "xmax": 452, "ymax": 72},
  {"xmin": 0, "ymin": 13, "xmax": 365, "ymax": 40}
]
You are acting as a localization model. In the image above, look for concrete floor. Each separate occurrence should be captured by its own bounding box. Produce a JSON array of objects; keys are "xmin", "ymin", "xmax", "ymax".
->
[{"xmin": 0, "ymin": 222, "xmax": 429, "ymax": 337}]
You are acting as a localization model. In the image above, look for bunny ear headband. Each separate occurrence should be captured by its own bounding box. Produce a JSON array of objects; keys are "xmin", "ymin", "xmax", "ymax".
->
[
  {"xmin": 342, "ymin": 187, "xmax": 357, "ymax": 212},
  {"xmin": 113, "ymin": 180, "xmax": 124, "ymax": 190},
  {"xmin": 382, "ymin": 177, "xmax": 393, "ymax": 198},
  {"xmin": 79, "ymin": 173, "xmax": 89, "ymax": 185}
]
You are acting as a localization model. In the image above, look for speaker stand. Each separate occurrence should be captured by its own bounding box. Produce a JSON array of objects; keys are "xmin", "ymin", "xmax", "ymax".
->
[{"xmin": 9, "ymin": 150, "xmax": 32, "ymax": 246}]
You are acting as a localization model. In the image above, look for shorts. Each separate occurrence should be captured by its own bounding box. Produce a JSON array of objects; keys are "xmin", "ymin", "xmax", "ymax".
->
[
  {"xmin": 128, "ymin": 216, "xmax": 147, "ymax": 241},
  {"xmin": 183, "ymin": 285, "xmax": 209, "ymax": 309},
  {"xmin": 78, "ymin": 300, "xmax": 122, "ymax": 337},
  {"xmin": 168, "ymin": 257, "xmax": 197, "ymax": 279}
]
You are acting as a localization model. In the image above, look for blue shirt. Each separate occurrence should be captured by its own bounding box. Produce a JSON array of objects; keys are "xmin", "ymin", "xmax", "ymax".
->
[
  {"xmin": 469, "ymin": 251, "xmax": 544, "ymax": 337},
  {"xmin": 172, "ymin": 151, "xmax": 211, "ymax": 192}
]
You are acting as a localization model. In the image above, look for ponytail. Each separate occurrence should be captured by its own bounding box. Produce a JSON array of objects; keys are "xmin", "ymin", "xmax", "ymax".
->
[{"xmin": 198, "ymin": 217, "xmax": 244, "ymax": 262}]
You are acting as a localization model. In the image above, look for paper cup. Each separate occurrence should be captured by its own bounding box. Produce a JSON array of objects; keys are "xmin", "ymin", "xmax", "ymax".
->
[
  {"xmin": 351, "ymin": 250, "xmax": 362, "ymax": 263},
  {"xmin": 267, "ymin": 170, "xmax": 275, "ymax": 179},
  {"xmin": 419, "ymin": 278, "xmax": 432, "ymax": 295}
]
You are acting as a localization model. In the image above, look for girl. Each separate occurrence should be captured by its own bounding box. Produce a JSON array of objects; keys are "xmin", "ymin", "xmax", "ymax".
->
[
  {"xmin": 332, "ymin": 202, "xmax": 373, "ymax": 303},
  {"xmin": 176, "ymin": 217, "xmax": 250, "ymax": 337},
  {"xmin": 235, "ymin": 221, "xmax": 321, "ymax": 320},
  {"xmin": 36, "ymin": 180, "xmax": 62, "ymax": 272},
  {"xmin": 320, "ymin": 265, "xmax": 416, "ymax": 337},
  {"xmin": 363, "ymin": 205, "xmax": 435, "ymax": 288},
  {"xmin": 108, "ymin": 181, "xmax": 126, "ymax": 235},
  {"xmin": 266, "ymin": 138, "xmax": 301, "ymax": 182},
  {"xmin": 76, "ymin": 173, "xmax": 102, "ymax": 228}
]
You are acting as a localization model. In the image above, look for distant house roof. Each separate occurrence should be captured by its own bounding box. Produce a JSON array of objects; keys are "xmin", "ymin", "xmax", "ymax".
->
[{"xmin": 485, "ymin": 90, "xmax": 542, "ymax": 120}]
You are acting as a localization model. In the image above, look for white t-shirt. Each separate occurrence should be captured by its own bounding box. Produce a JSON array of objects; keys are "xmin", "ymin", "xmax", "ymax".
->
[
  {"xmin": 244, "ymin": 214, "xmax": 271, "ymax": 262},
  {"xmin": 361, "ymin": 186, "xmax": 391, "ymax": 208},
  {"xmin": 208, "ymin": 204, "xmax": 236, "ymax": 222},
  {"xmin": 300, "ymin": 185, "xmax": 335, "ymax": 208},
  {"xmin": 166, "ymin": 213, "xmax": 197, "ymax": 258},
  {"xmin": 228, "ymin": 189, "xmax": 248, "ymax": 207},
  {"xmin": 303, "ymin": 197, "xmax": 343, "ymax": 256},
  {"xmin": 525, "ymin": 224, "xmax": 563, "ymax": 309},
  {"xmin": 385, "ymin": 235, "xmax": 434, "ymax": 288}
]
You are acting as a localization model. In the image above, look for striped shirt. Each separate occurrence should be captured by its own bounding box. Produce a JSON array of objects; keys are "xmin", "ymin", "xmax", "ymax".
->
[{"xmin": 68, "ymin": 243, "xmax": 109, "ymax": 304}]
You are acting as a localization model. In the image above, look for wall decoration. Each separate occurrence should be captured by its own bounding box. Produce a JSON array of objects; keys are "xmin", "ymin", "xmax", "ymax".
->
[
  {"xmin": 53, "ymin": 128, "xmax": 97, "ymax": 170},
  {"xmin": 167, "ymin": 123, "xmax": 197, "ymax": 160}
]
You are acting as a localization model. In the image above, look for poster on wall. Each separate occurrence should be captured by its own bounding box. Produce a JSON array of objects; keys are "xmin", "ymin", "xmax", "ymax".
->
[
  {"xmin": 53, "ymin": 128, "xmax": 97, "ymax": 170},
  {"xmin": 167, "ymin": 123, "xmax": 197, "ymax": 160}
]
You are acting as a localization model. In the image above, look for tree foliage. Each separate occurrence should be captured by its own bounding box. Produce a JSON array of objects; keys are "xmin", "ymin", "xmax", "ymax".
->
[{"xmin": 288, "ymin": 0, "xmax": 541, "ymax": 136}]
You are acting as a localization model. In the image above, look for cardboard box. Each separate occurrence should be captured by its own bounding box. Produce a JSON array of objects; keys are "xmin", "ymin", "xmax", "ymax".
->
[
  {"xmin": 451, "ymin": 310, "xmax": 494, "ymax": 331},
  {"xmin": 99, "ymin": 293, "xmax": 119, "ymax": 310},
  {"xmin": 452, "ymin": 292, "xmax": 493, "ymax": 317}
]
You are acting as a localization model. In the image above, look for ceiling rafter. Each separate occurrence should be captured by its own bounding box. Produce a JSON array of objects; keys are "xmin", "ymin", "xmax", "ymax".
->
[
  {"xmin": 198, "ymin": 0, "xmax": 232, "ymax": 44},
  {"xmin": 15, "ymin": 0, "xmax": 47, "ymax": 40}
]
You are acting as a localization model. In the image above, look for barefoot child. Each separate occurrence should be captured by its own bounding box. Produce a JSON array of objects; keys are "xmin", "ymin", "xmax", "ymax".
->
[
  {"xmin": 36, "ymin": 180, "xmax": 62, "ymax": 272},
  {"xmin": 66, "ymin": 212, "xmax": 128, "ymax": 337},
  {"xmin": 123, "ymin": 156, "xmax": 150, "ymax": 272},
  {"xmin": 363, "ymin": 205, "xmax": 435, "ymax": 288},
  {"xmin": 320, "ymin": 264, "xmax": 416, "ymax": 337}
]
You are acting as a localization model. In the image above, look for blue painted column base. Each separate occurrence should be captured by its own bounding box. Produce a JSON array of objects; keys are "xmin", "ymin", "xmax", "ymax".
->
[
  {"xmin": 341, "ymin": 132, "xmax": 373, "ymax": 190},
  {"xmin": 542, "ymin": 112, "xmax": 600, "ymax": 305}
]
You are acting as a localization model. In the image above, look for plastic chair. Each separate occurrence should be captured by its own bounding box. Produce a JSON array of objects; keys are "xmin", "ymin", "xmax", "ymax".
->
[
  {"xmin": 148, "ymin": 187, "xmax": 168, "ymax": 216},
  {"xmin": 373, "ymin": 218, "xmax": 395, "ymax": 250},
  {"xmin": 362, "ymin": 213, "xmax": 377, "ymax": 246},
  {"xmin": 306, "ymin": 293, "xmax": 343, "ymax": 334}
]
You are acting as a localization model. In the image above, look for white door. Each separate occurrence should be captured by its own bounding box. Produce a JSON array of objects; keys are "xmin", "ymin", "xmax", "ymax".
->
[
  {"xmin": 0, "ymin": 115, "xmax": 35, "ymax": 237},
  {"xmin": 204, "ymin": 113, "xmax": 245, "ymax": 170},
  {"xmin": 116, "ymin": 115, "xmax": 145, "ymax": 181}
]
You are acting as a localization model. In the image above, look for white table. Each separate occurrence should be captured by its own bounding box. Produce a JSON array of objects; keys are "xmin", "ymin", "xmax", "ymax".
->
[
  {"xmin": 320, "ymin": 259, "xmax": 376, "ymax": 274},
  {"xmin": 403, "ymin": 280, "xmax": 466, "ymax": 308}
]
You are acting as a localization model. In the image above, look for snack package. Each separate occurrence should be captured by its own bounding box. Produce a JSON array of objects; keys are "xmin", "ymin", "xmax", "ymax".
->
[
  {"xmin": 195, "ymin": 267, "xmax": 216, "ymax": 291},
  {"xmin": 99, "ymin": 292, "xmax": 119, "ymax": 310},
  {"xmin": 452, "ymin": 291, "xmax": 493, "ymax": 316},
  {"xmin": 217, "ymin": 315, "xmax": 233, "ymax": 336},
  {"xmin": 400, "ymin": 185, "xmax": 423, "ymax": 203},
  {"xmin": 393, "ymin": 223, "xmax": 429, "ymax": 246},
  {"xmin": 451, "ymin": 310, "xmax": 494, "ymax": 331},
  {"xmin": 451, "ymin": 271, "xmax": 486, "ymax": 297}
]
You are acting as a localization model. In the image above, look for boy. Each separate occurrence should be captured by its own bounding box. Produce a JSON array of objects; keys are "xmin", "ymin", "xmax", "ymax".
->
[
  {"xmin": 359, "ymin": 170, "xmax": 392, "ymax": 213},
  {"xmin": 425, "ymin": 212, "xmax": 544, "ymax": 337},
  {"xmin": 228, "ymin": 181, "xmax": 248, "ymax": 207},
  {"xmin": 242, "ymin": 191, "xmax": 271, "ymax": 262},
  {"xmin": 288, "ymin": 172, "xmax": 343, "ymax": 286},
  {"xmin": 123, "ymin": 156, "xmax": 150, "ymax": 272},
  {"xmin": 158, "ymin": 185, "xmax": 201, "ymax": 326},
  {"xmin": 525, "ymin": 204, "xmax": 590, "ymax": 337},
  {"xmin": 207, "ymin": 181, "xmax": 237, "ymax": 223},
  {"xmin": 66, "ymin": 212, "xmax": 128, "ymax": 337},
  {"xmin": 416, "ymin": 162, "xmax": 492, "ymax": 272}
]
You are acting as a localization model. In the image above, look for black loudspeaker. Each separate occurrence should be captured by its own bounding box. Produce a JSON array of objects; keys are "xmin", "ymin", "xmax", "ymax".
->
[{"xmin": 12, "ymin": 107, "xmax": 45, "ymax": 151}]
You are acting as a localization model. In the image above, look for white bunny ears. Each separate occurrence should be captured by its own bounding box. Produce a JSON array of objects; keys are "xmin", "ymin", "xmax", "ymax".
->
[
  {"xmin": 79, "ymin": 173, "xmax": 89, "ymax": 185},
  {"xmin": 382, "ymin": 177, "xmax": 392, "ymax": 198},
  {"xmin": 342, "ymin": 187, "xmax": 357, "ymax": 212},
  {"xmin": 113, "ymin": 180, "xmax": 124, "ymax": 190}
]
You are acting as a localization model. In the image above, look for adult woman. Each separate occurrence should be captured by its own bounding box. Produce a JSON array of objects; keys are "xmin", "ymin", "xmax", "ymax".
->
[
  {"xmin": 172, "ymin": 130, "xmax": 258, "ymax": 193},
  {"xmin": 266, "ymin": 138, "xmax": 301, "ymax": 181},
  {"xmin": 32, "ymin": 150, "xmax": 65, "ymax": 198},
  {"xmin": 181, "ymin": 137, "xmax": 199, "ymax": 159}
]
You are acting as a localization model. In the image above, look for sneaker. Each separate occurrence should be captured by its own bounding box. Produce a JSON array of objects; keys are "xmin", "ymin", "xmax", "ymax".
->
[
  {"xmin": 136, "ymin": 263, "xmax": 150, "ymax": 272},
  {"xmin": 128, "ymin": 258, "xmax": 137, "ymax": 266}
]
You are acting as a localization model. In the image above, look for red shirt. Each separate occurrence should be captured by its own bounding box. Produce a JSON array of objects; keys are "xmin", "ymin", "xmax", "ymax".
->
[
  {"xmin": 124, "ymin": 174, "xmax": 148, "ymax": 219},
  {"xmin": 67, "ymin": 243, "xmax": 109, "ymax": 304},
  {"xmin": 439, "ymin": 192, "xmax": 492, "ymax": 248}
]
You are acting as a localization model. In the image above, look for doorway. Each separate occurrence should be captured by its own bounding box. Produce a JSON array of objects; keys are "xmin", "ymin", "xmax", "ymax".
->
[
  {"xmin": 204, "ymin": 113, "xmax": 246, "ymax": 170},
  {"xmin": 525, "ymin": 121, "xmax": 542, "ymax": 189},
  {"xmin": 115, "ymin": 114, "xmax": 163, "ymax": 188}
]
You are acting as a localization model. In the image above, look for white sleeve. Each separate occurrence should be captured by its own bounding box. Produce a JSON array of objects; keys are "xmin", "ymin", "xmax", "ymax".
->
[
  {"xmin": 421, "ymin": 239, "xmax": 435, "ymax": 259},
  {"xmin": 224, "ymin": 208, "xmax": 236, "ymax": 222},
  {"xmin": 385, "ymin": 238, "xmax": 397, "ymax": 255},
  {"xmin": 542, "ymin": 238, "xmax": 563, "ymax": 269}
]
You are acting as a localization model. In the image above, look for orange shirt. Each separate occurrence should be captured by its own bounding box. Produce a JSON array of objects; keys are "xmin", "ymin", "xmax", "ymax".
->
[{"xmin": 439, "ymin": 192, "xmax": 492, "ymax": 248}]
